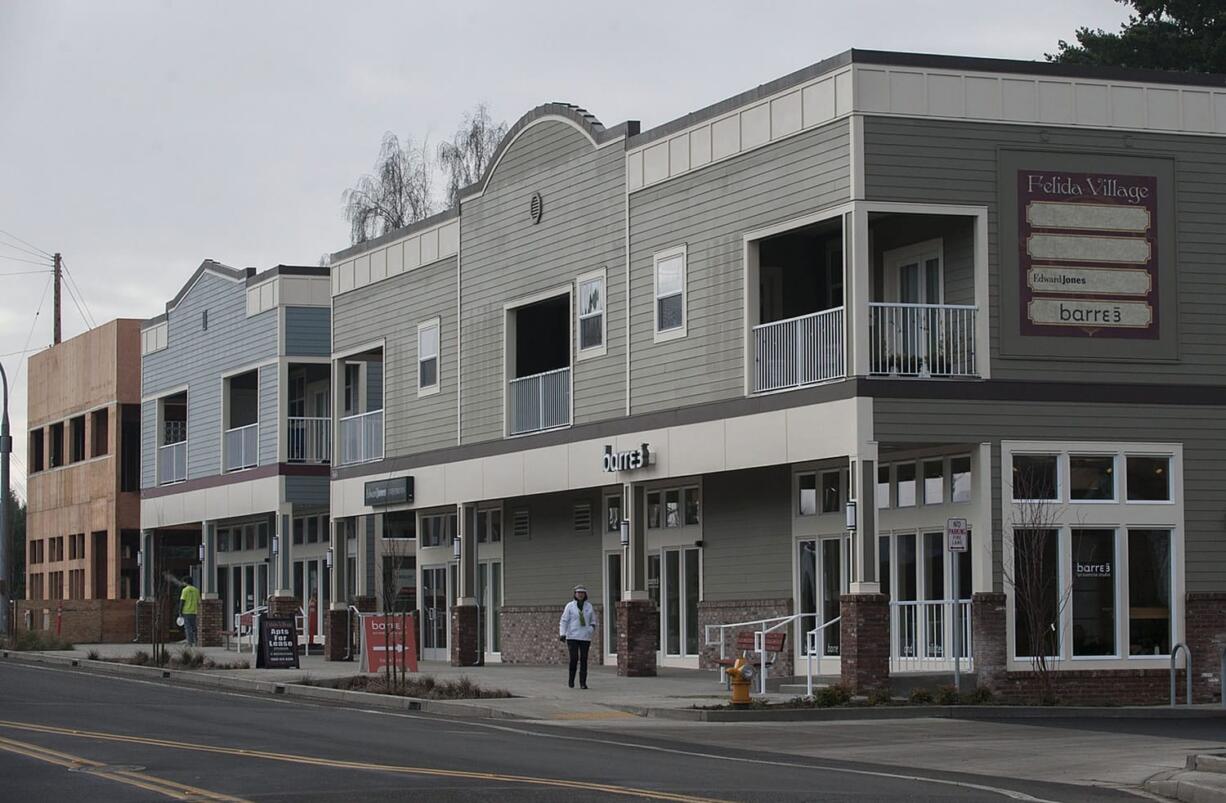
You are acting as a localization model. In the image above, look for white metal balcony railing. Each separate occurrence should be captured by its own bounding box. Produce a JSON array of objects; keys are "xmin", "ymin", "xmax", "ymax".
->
[
  {"xmin": 752, "ymin": 307, "xmax": 845, "ymax": 393},
  {"xmin": 339, "ymin": 409, "xmax": 383, "ymax": 465},
  {"xmin": 163, "ymin": 419, "xmax": 187, "ymax": 444},
  {"xmin": 509, "ymin": 367, "xmax": 571, "ymax": 435},
  {"xmin": 223, "ymin": 423, "xmax": 259, "ymax": 472},
  {"xmin": 890, "ymin": 599, "xmax": 973, "ymax": 673},
  {"xmin": 157, "ymin": 441, "xmax": 186, "ymax": 485},
  {"xmin": 287, "ymin": 416, "xmax": 332, "ymax": 464},
  {"xmin": 869, "ymin": 302, "xmax": 978, "ymax": 378}
]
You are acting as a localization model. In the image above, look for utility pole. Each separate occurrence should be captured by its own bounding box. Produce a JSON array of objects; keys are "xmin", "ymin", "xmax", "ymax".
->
[
  {"xmin": 0, "ymin": 362, "xmax": 11, "ymax": 637},
  {"xmin": 52, "ymin": 253, "xmax": 62, "ymax": 346}
]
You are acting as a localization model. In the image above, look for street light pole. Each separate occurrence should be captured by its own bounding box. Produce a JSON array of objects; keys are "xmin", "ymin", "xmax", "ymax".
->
[{"xmin": 0, "ymin": 361, "xmax": 11, "ymax": 636}]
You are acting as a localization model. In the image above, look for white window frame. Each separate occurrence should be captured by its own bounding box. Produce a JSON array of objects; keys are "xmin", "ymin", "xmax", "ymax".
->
[
  {"xmin": 575, "ymin": 268, "xmax": 607, "ymax": 359},
  {"xmin": 652, "ymin": 245, "xmax": 687, "ymax": 342},
  {"xmin": 1067, "ymin": 452, "xmax": 1118, "ymax": 504},
  {"xmin": 1001, "ymin": 441, "xmax": 1185, "ymax": 671},
  {"xmin": 417, "ymin": 318, "xmax": 441, "ymax": 397},
  {"xmin": 1124, "ymin": 454, "xmax": 1174, "ymax": 505}
]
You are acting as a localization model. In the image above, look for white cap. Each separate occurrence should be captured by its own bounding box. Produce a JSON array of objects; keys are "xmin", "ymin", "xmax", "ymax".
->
[{"xmin": 574, "ymin": 585, "xmax": 588, "ymax": 594}]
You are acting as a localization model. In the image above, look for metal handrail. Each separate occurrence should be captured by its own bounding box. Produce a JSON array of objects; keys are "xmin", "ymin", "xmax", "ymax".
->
[
  {"xmin": 344, "ymin": 604, "xmax": 363, "ymax": 661},
  {"xmin": 1171, "ymin": 642, "xmax": 1191, "ymax": 706},
  {"xmin": 751, "ymin": 305, "xmax": 844, "ymax": 332},
  {"xmin": 234, "ymin": 604, "xmax": 268, "ymax": 656},
  {"xmin": 705, "ymin": 613, "xmax": 802, "ymax": 695},
  {"xmin": 806, "ymin": 616, "xmax": 842, "ymax": 697},
  {"xmin": 867, "ymin": 301, "xmax": 979, "ymax": 310}
]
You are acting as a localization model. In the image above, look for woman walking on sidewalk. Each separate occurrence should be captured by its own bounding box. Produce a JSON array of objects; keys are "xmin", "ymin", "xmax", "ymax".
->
[{"xmin": 559, "ymin": 585, "xmax": 596, "ymax": 689}]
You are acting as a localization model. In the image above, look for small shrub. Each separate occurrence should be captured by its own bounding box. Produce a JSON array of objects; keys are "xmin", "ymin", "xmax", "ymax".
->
[
  {"xmin": 867, "ymin": 688, "xmax": 893, "ymax": 706},
  {"xmin": 1, "ymin": 631, "xmax": 76, "ymax": 652},
  {"xmin": 909, "ymin": 688, "xmax": 935, "ymax": 705},
  {"xmin": 812, "ymin": 684, "xmax": 852, "ymax": 708},
  {"xmin": 934, "ymin": 685, "xmax": 960, "ymax": 705},
  {"xmin": 130, "ymin": 650, "xmax": 150, "ymax": 666},
  {"xmin": 964, "ymin": 687, "xmax": 994, "ymax": 705},
  {"xmin": 86, "ymin": 649, "xmax": 100, "ymax": 661}
]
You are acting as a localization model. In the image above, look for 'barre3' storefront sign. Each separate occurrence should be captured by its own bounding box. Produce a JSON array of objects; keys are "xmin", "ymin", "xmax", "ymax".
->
[
  {"xmin": 602, "ymin": 443, "xmax": 651, "ymax": 473},
  {"xmin": 365, "ymin": 477, "xmax": 414, "ymax": 506},
  {"xmin": 1019, "ymin": 169, "xmax": 1159, "ymax": 339}
]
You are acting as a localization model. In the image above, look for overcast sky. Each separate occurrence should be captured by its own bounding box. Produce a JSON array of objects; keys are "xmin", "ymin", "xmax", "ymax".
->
[{"xmin": 0, "ymin": 0, "xmax": 1131, "ymax": 497}]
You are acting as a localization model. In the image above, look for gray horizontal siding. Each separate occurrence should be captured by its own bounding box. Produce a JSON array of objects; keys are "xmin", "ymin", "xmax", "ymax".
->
[
  {"xmin": 284, "ymin": 306, "xmax": 331, "ymax": 357},
  {"xmin": 628, "ymin": 120, "xmax": 851, "ymax": 415},
  {"xmin": 258, "ymin": 364, "xmax": 277, "ymax": 465},
  {"xmin": 140, "ymin": 399, "xmax": 156, "ymax": 489},
  {"xmin": 332, "ymin": 257, "xmax": 459, "ymax": 456},
  {"xmin": 461, "ymin": 122, "xmax": 626, "ymax": 445},
  {"xmin": 141, "ymin": 271, "xmax": 278, "ymax": 488},
  {"xmin": 873, "ymin": 398, "xmax": 1226, "ymax": 593},
  {"xmin": 862, "ymin": 116, "xmax": 1226, "ymax": 383},
  {"xmin": 285, "ymin": 475, "xmax": 329, "ymax": 509},
  {"xmin": 702, "ymin": 466, "xmax": 793, "ymax": 601},
  {"xmin": 503, "ymin": 489, "xmax": 606, "ymax": 607}
]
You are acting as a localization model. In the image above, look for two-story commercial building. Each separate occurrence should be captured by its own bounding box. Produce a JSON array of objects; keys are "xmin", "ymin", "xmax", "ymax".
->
[
  {"xmin": 325, "ymin": 50, "xmax": 1225, "ymax": 703},
  {"xmin": 139, "ymin": 261, "xmax": 333, "ymax": 644}
]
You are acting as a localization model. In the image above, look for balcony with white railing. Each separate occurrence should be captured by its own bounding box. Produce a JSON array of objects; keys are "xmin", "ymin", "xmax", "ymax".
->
[
  {"xmin": 752, "ymin": 307, "xmax": 845, "ymax": 393},
  {"xmin": 157, "ymin": 440, "xmax": 186, "ymax": 485},
  {"xmin": 339, "ymin": 409, "xmax": 383, "ymax": 465},
  {"xmin": 868, "ymin": 303, "xmax": 978, "ymax": 378},
  {"xmin": 223, "ymin": 423, "xmax": 259, "ymax": 472},
  {"xmin": 287, "ymin": 416, "xmax": 331, "ymax": 464},
  {"xmin": 509, "ymin": 367, "xmax": 571, "ymax": 436}
]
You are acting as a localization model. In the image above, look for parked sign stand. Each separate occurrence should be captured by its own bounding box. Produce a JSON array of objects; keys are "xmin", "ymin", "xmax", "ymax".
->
[
  {"xmin": 360, "ymin": 613, "xmax": 418, "ymax": 674},
  {"xmin": 947, "ymin": 518, "xmax": 968, "ymax": 693},
  {"xmin": 256, "ymin": 616, "xmax": 300, "ymax": 669}
]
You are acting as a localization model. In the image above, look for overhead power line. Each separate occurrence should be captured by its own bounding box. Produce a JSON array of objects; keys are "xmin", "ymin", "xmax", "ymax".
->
[
  {"xmin": 59, "ymin": 259, "xmax": 97, "ymax": 329},
  {"xmin": 0, "ymin": 241, "xmax": 50, "ymax": 262},
  {"xmin": 0, "ymin": 229, "xmax": 51, "ymax": 258},
  {"xmin": 62, "ymin": 272, "xmax": 94, "ymax": 331}
]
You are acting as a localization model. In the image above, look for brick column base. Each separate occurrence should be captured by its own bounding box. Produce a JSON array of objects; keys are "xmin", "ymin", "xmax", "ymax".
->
[
  {"xmin": 324, "ymin": 608, "xmax": 351, "ymax": 661},
  {"xmin": 616, "ymin": 599, "xmax": 658, "ymax": 677},
  {"xmin": 268, "ymin": 596, "xmax": 300, "ymax": 619},
  {"xmin": 198, "ymin": 598, "xmax": 223, "ymax": 647},
  {"xmin": 135, "ymin": 600, "xmax": 154, "ymax": 643},
  {"xmin": 450, "ymin": 604, "xmax": 480, "ymax": 666},
  {"xmin": 1186, "ymin": 592, "xmax": 1226, "ymax": 704},
  {"xmin": 839, "ymin": 593, "xmax": 889, "ymax": 694},
  {"xmin": 971, "ymin": 591, "xmax": 1008, "ymax": 694},
  {"xmin": 352, "ymin": 596, "xmax": 376, "ymax": 613}
]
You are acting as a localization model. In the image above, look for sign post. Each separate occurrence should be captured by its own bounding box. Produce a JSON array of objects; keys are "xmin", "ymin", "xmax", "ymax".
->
[{"xmin": 946, "ymin": 517, "xmax": 968, "ymax": 693}]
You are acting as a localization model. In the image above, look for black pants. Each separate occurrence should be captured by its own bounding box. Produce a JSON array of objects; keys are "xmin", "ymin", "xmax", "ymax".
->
[{"xmin": 567, "ymin": 639, "xmax": 590, "ymax": 686}]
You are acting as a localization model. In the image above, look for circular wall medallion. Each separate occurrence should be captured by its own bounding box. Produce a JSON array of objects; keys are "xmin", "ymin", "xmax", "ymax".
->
[{"xmin": 529, "ymin": 192, "xmax": 543, "ymax": 224}]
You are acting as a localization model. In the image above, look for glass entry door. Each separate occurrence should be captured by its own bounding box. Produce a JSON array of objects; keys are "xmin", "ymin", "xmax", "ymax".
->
[
  {"xmin": 798, "ymin": 538, "xmax": 844, "ymax": 660},
  {"xmin": 476, "ymin": 561, "xmax": 502, "ymax": 657},
  {"xmin": 223, "ymin": 562, "xmax": 269, "ymax": 628},
  {"xmin": 660, "ymin": 547, "xmax": 701, "ymax": 659},
  {"xmin": 604, "ymin": 552, "xmax": 621, "ymax": 658},
  {"xmin": 421, "ymin": 565, "xmax": 450, "ymax": 661},
  {"xmin": 292, "ymin": 558, "xmax": 331, "ymax": 643}
]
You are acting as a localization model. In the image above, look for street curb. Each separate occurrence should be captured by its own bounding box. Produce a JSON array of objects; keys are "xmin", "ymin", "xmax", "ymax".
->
[
  {"xmin": 1145, "ymin": 753, "xmax": 1226, "ymax": 803},
  {"xmin": 613, "ymin": 703, "xmax": 1226, "ymax": 722},
  {"xmin": 0, "ymin": 651, "xmax": 525, "ymax": 721}
]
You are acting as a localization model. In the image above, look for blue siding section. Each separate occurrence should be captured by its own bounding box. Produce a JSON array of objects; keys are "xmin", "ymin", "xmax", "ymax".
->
[
  {"xmin": 141, "ymin": 270, "xmax": 279, "ymax": 489},
  {"xmin": 284, "ymin": 306, "xmax": 331, "ymax": 357},
  {"xmin": 140, "ymin": 399, "xmax": 156, "ymax": 489},
  {"xmin": 259, "ymin": 364, "xmax": 278, "ymax": 465},
  {"xmin": 285, "ymin": 475, "xmax": 329, "ymax": 508}
]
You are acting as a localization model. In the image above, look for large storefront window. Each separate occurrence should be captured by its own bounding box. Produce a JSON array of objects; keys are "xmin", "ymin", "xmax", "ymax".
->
[
  {"xmin": 1071, "ymin": 529, "xmax": 1116, "ymax": 656},
  {"xmin": 1128, "ymin": 529, "xmax": 1171, "ymax": 656},
  {"xmin": 798, "ymin": 538, "xmax": 843, "ymax": 656},
  {"xmin": 1013, "ymin": 529, "xmax": 1060, "ymax": 658}
]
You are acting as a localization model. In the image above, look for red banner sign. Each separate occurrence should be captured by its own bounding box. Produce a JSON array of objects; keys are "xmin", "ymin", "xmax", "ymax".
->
[{"xmin": 362, "ymin": 613, "xmax": 418, "ymax": 674}]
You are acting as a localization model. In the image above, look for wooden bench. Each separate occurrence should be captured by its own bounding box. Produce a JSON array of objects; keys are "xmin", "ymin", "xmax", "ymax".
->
[{"xmin": 714, "ymin": 630, "xmax": 787, "ymax": 672}]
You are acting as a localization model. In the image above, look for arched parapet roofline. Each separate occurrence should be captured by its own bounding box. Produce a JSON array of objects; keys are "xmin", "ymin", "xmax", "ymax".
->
[{"xmin": 457, "ymin": 103, "xmax": 639, "ymax": 203}]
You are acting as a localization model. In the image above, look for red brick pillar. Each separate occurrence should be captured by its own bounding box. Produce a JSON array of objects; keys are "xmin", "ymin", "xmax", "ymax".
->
[
  {"xmin": 450, "ymin": 603, "xmax": 479, "ymax": 667},
  {"xmin": 198, "ymin": 598, "xmax": 223, "ymax": 648},
  {"xmin": 135, "ymin": 600, "xmax": 154, "ymax": 643},
  {"xmin": 616, "ymin": 599, "xmax": 658, "ymax": 677},
  {"xmin": 839, "ymin": 593, "xmax": 889, "ymax": 694},
  {"xmin": 971, "ymin": 592, "xmax": 1008, "ymax": 695},
  {"xmin": 1186, "ymin": 592, "xmax": 1226, "ymax": 703},
  {"xmin": 352, "ymin": 596, "xmax": 376, "ymax": 613},
  {"xmin": 325, "ymin": 608, "xmax": 352, "ymax": 661},
  {"xmin": 268, "ymin": 596, "xmax": 300, "ymax": 619}
]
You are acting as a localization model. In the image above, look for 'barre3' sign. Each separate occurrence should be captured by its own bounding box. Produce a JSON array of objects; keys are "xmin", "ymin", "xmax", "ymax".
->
[{"xmin": 602, "ymin": 444, "xmax": 651, "ymax": 473}]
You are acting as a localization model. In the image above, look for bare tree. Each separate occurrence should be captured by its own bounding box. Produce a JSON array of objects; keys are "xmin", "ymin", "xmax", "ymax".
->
[
  {"xmin": 342, "ymin": 133, "xmax": 435, "ymax": 245},
  {"xmin": 437, "ymin": 104, "xmax": 507, "ymax": 209},
  {"xmin": 379, "ymin": 536, "xmax": 414, "ymax": 691},
  {"xmin": 1003, "ymin": 467, "xmax": 1072, "ymax": 704}
]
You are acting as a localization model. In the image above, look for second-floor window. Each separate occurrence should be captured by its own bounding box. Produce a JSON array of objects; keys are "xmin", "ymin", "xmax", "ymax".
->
[
  {"xmin": 418, "ymin": 319, "xmax": 439, "ymax": 395},
  {"xmin": 577, "ymin": 270, "xmax": 605, "ymax": 355},
  {"xmin": 653, "ymin": 246, "xmax": 687, "ymax": 340}
]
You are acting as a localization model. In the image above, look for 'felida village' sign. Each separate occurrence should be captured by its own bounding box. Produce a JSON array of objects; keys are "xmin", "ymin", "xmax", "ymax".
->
[{"xmin": 1019, "ymin": 170, "xmax": 1159, "ymax": 339}]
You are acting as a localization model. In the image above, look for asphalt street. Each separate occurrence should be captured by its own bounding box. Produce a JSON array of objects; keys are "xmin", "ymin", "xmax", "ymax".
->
[{"xmin": 0, "ymin": 660, "xmax": 1155, "ymax": 802}]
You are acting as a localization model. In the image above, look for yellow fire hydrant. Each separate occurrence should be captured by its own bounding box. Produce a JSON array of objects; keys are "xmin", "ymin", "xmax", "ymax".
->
[{"xmin": 727, "ymin": 657, "xmax": 755, "ymax": 707}]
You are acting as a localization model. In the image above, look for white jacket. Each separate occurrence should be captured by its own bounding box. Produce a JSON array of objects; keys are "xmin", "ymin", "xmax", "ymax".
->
[{"xmin": 559, "ymin": 599, "xmax": 596, "ymax": 641}]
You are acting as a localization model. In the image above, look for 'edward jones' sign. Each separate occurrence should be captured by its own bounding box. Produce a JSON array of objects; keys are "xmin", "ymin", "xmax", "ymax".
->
[
  {"xmin": 1019, "ymin": 170, "xmax": 1159, "ymax": 339},
  {"xmin": 365, "ymin": 477, "xmax": 414, "ymax": 506}
]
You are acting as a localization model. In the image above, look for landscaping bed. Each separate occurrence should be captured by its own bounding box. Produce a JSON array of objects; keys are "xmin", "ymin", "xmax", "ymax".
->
[
  {"xmin": 298, "ymin": 674, "xmax": 514, "ymax": 700},
  {"xmin": 697, "ymin": 684, "xmax": 993, "ymax": 711},
  {"xmin": 88, "ymin": 647, "xmax": 251, "ymax": 671},
  {"xmin": 1, "ymin": 632, "xmax": 75, "ymax": 651}
]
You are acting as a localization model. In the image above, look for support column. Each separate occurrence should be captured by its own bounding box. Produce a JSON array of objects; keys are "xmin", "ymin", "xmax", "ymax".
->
[
  {"xmin": 139, "ymin": 529, "xmax": 154, "ymax": 600},
  {"xmin": 198, "ymin": 520, "xmax": 222, "ymax": 647},
  {"xmin": 971, "ymin": 442, "xmax": 994, "ymax": 594},
  {"xmin": 269, "ymin": 506, "xmax": 298, "ymax": 619},
  {"xmin": 451, "ymin": 503, "xmax": 479, "ymax": 667},
  {"xmin": 326, "ymin": 519, "xmax": 350, "ymax": 661},
  {"xmin": 841, "ymin": 447, "xmax": 889, "ymax": 695},
  {"xmin": 617, "ymin": 482, "xmax": 657, "ymax": 677},
  {"xmin": 971, "ymin": 591, "xmax": 1008, "ymax": 695}
]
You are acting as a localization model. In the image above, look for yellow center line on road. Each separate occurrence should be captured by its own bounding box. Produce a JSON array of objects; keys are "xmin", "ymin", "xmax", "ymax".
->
[
  {"xmin": 0, "ymin": 719, "xmax": 731, "ymax": 803},
  {"xmin": 0, "ymin": 733, "xmax": 248, "ymax": 802}
]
